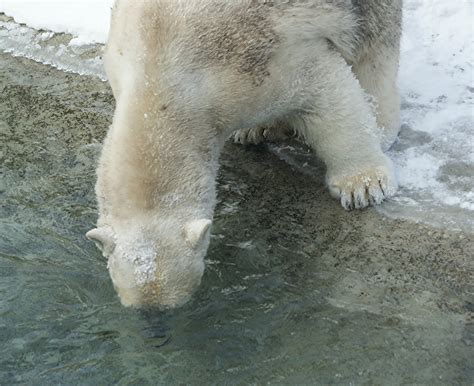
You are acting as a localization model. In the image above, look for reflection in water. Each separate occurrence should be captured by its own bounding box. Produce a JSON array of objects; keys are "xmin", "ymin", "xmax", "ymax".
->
[{"xmin": 0, "ymin": 53, "xmax": 473, "ymax": 384}]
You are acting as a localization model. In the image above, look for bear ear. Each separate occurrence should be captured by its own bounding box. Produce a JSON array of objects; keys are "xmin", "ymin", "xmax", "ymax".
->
[
  {"xmin": 86, "ymin": 227, "xmax": 116, "ymax": 256},
  {"xmin": 183, "ymin": 219, "xmax": 212, "ymax": 249}
]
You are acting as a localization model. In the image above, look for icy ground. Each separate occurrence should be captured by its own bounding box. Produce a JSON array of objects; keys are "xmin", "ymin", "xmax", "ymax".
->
[
  {"xmin": 384, "ymin": 0, "xmax": 473, "ymax": 231},
  {"xmin": 0, "ymin": 0, "xmax": 472, "ymax": 231}
]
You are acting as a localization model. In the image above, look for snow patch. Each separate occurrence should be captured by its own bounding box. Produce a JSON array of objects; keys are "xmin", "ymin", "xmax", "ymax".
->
[
  {"xmin": 0, "ymin": 0, "xmax": 113, "ymax": 45},
  {"xmin": 380, "ymin": 0, "xmax": 474, "ymax": 231}
]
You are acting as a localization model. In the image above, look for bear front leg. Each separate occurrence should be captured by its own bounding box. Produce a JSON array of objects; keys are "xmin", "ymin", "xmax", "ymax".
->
[{"xmin": 300, "ymin": 49, "xmax": 397, "ymax": 210}]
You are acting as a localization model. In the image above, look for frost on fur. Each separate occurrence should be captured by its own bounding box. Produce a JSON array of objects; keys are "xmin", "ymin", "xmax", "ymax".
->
[{"xmin": 88, "ymin": 0, "xmax": 403, "ymax": 308}]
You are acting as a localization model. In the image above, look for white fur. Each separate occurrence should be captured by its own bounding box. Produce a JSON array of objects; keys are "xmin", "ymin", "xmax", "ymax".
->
[{"xmin": 89, "ymin": 0, "xmax": 402, "ymax": 308}]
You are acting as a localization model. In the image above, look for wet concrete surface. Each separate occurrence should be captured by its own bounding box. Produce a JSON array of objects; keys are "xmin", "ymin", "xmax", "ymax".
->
[{"xmin": 1, "ymin": 52, "xmax": 473, "ymax": 384}]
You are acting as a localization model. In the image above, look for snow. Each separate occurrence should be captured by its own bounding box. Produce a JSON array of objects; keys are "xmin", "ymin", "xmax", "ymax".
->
[
  {"xmin": 0, "ymin": 0, "xmax": 473, "ymax": 230},
  {"xmin": 383, "ymin": 0, "xmax": 474, "ymax": 230},
  {"xmin": 0, "ymin": 0, "xmax": 113, "ymax": 45}
]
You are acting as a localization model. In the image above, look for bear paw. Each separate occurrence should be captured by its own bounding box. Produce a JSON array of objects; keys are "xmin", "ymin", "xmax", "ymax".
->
[
  {"xmin": 327, "ymin": 166, "xmax": 397, "ymax": 210},
  {"xmin": 232, "ymin": 125, "xmax": 291, "ymax": 146},
  {"xmin": 231, "ymin": 127, "xmax": 266, "ymax": 145}
]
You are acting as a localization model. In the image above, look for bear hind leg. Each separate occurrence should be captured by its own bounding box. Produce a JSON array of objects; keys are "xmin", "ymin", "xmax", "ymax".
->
[{"xmin": 352, "ymin": 46, "xmax": 401, "ymax": 151}]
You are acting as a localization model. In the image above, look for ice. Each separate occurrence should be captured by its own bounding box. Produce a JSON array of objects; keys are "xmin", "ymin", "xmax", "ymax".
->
[
  {"xmin": 0, "ymin": 0, "xmax": 113, "ymax": 45},
  {"xmin": 0, "ymin": 16, "xmax": 106, "ymax": 79}
]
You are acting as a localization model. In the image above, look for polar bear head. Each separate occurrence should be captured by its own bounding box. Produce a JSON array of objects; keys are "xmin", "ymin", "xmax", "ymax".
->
[{"xmin": 86, "ymin": 216, "xmax": 211, "ymax": 308}]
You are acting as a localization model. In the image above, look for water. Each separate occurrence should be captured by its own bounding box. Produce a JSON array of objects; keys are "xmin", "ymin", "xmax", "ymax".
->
[
  {"xmin": 1, "ymin": 51, "xmax": 473, "ymax": 385},
  {"xmin": 1, "ymin": 7, "xmax": 474, "ymax": 380}
]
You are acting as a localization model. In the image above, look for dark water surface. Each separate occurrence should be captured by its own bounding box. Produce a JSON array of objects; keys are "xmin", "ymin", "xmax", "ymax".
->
[{"xmin": 1, "ymin": 53, "xmax": 473, "ymax": 385}]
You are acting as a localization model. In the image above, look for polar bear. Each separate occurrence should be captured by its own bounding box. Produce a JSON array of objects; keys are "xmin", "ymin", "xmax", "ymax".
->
[{"xmin": 87, "ymin": 0, "xmax": 403, "ymax": 308}]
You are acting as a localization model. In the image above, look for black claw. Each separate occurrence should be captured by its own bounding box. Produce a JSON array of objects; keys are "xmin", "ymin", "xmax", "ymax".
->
[{"xmin": 378, "ymin": 180, "xmax": 386, "ymax": 196}]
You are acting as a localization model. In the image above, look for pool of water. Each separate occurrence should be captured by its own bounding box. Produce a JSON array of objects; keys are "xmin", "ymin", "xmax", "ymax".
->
[{"xmin": 0, "ymin": 53, "xmax": 473, "ymax": 384}]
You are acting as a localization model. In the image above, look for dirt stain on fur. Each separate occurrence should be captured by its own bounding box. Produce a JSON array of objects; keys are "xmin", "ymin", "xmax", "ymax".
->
[{"xmin": 191, "ymin": 1, "xmax": 279, "ymax": 85}]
